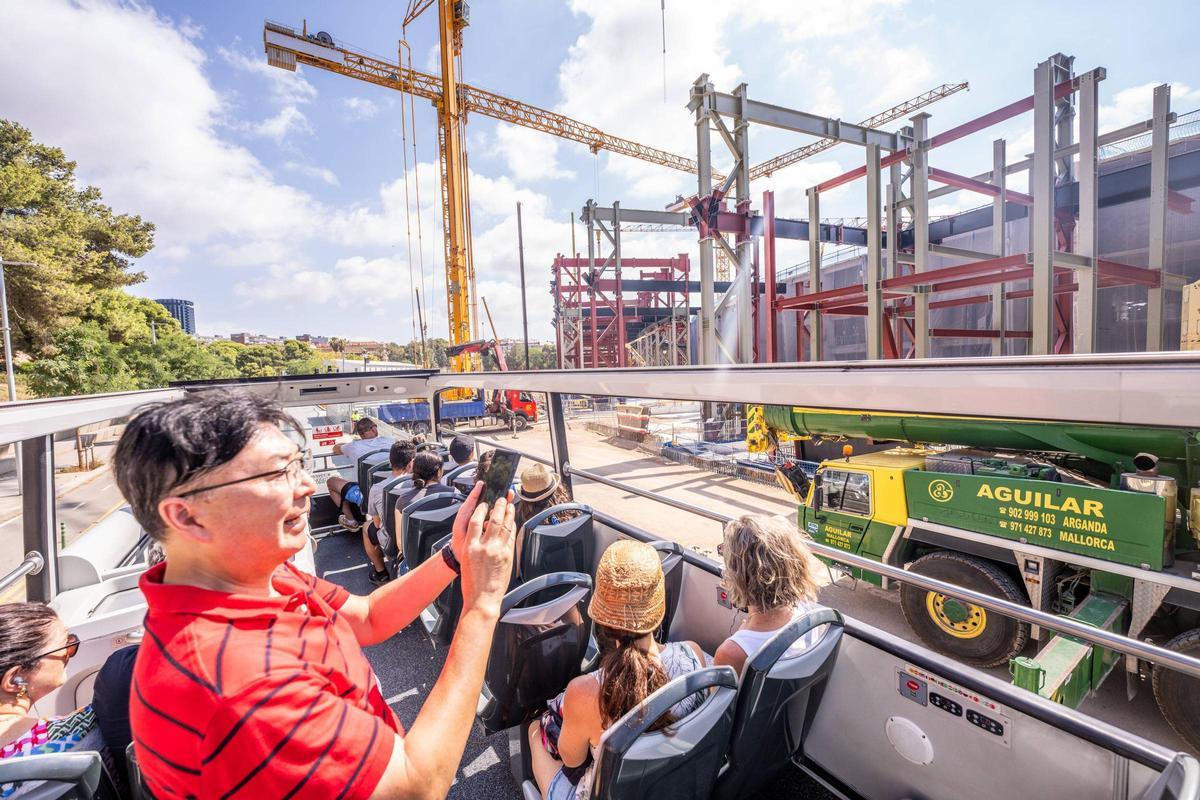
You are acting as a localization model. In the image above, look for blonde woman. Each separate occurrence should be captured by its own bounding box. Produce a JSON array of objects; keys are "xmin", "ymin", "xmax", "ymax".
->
[{"xmin": 714, "ymin": 514, "xmax": 828, "ymax": 676}]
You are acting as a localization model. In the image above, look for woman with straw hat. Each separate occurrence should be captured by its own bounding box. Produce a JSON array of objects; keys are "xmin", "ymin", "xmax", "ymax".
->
[
  {"xmin": 528, "ymin": 540, "xmax": 709, "ymax": 800},
  {"xmin": 514, "ymin": 463, "xmax": 575, "ymax": 530}
]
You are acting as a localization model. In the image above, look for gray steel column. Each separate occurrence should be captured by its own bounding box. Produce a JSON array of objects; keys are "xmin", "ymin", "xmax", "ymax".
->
[
  {"xmin": 613, "ymin": 202, "xmax": 624, "ymax": 365},
  {"xmin": 992, "ymin": 138, "xmax": 1008, "ymax": 356},
  {"xmin": 547, "ymin": 393, "xmax": 572, "ymax": 494},
  {"xmin": 807, "ymin": 188, "xmax": 822, "ymax": 361},
  {"xmin": 910, "ymin": 113, "xmax": 931, "ymax": 358},
  {"xmin": 865, "ymin": 144, "xmax": 883, "ymax": 360},
  {"xmin": 1074, "ymin": 71, "xmax": 1099, "ymax": 354},
  {"xmin": 733, "ymin": 83, "xmax": 753, "ymax": 363},
  {"xmin": 693, "ymin": 75, "xmax": 716, "ymax": 365},
  {"xmin": 1147, "ymin": 83, "xmax": 1171, "ymax": 351},
  {"xmin": 21, "ymin": 436, "xmax": 56, "ymax": 602},
  {"xmin": 889, "ymin": 160, "xmax": 904, "ymax": 355},
  {"xmin": 1030, "ymin": 58, "xmax": 1057, "ymax": 355},
  {"xmin": 0, "ymin": 264, "xmax": 20, "ymax": 493}
]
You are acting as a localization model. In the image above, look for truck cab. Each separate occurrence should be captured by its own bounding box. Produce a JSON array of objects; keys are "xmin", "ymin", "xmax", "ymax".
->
[{"xmin": 800, "ymin": 451, "xmax": 927, "ymax": 586}]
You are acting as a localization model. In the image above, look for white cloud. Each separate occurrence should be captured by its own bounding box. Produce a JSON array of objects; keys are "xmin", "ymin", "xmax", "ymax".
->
[
  {"xmin": 1099, "ymin": 82, "xmax": 1200, "ymax": 131},
  {"xmin": 493, "ymin": 125, "xmax": 576, "ymax": 181},
  {"xmin": 741, "ymin": 0, "xmax": 908, "ymax": 42},
  {"xmin": 341, "ymin": 97, "xmax": 380, "ymax": 120},
  {"xmin": 283, "ymin": 161, "xmax": 340, "ymax": 186},
  {"xmin": 0, "ymin": 0, "xmax": 323, "ymax": 253},
  {"xmin": 218, "ymin": 45, "xmax": 317, "ymax": 106},
  {"xmin": 251, "ymin": 106, "xmax": 313, "ymax": 142}
]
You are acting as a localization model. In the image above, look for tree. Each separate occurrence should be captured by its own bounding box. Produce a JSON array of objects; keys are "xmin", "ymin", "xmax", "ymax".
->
[
  {"xmin": 0, "ymin": 121, "xmax": 154, "ymax": 354},
  {"xmin": 236, "ymin": 344, "xmax": 286, "ymax": 378},
  {"xmin": 329, "ymin": 337, "xmax": 346, "ymax": 355},
  {"xmin": 504, "ymin": 343, "xmax": 558, "ymax": 370}
]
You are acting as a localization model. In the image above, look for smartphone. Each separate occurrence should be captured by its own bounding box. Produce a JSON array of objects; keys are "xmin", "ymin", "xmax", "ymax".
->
[{"xmin": 480, "ymin": 448, "xmax": 521, "ymax": 508}]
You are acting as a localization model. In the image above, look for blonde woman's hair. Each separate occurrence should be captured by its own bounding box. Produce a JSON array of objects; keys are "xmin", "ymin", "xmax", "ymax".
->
[{"xmin": 721, "ymin": 514, "xmax": 818, "ymax": 611}]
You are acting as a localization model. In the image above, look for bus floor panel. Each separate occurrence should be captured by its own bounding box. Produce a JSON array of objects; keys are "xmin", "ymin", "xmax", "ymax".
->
[{"xmin": 314, "ymin": 529, "xmax": 522, "ymax": 800}]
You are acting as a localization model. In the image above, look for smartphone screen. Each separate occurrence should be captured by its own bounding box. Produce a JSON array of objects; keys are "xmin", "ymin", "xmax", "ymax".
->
[{"xmin": 480, "ymin": 449, "xmax": 521, "ymax": 508}]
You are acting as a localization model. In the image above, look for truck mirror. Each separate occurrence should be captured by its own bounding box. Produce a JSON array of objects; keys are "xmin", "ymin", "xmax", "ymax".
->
[{"xmin": 813, "ymin": 471, "xmax": 823, "ymax": 514}]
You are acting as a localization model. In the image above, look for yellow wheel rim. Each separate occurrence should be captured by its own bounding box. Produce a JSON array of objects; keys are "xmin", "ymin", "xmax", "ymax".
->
[{"xmin": 926, "ymin": 592, "xmax": 987, "ymax": 639}]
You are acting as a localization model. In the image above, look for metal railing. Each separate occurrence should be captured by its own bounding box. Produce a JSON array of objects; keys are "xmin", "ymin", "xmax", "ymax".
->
[
  {"xmin": 438, "ymin": 426, "xmax": 1200, "ymax": 683},
  {"xmin": 0, "ymin": 552, "xmax": 44, "ymax": 595}
]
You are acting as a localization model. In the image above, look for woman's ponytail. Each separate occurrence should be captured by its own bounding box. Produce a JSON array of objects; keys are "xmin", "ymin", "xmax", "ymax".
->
[{"xmin": 596, "ymin": 625, "xmax": 673, "ymax": 731}]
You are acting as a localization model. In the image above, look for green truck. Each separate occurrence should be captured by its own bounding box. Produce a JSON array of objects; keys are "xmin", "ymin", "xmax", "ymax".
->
[{"xmin": 754, "ymin": 404, "xmax": 1200, "ymax": 750}]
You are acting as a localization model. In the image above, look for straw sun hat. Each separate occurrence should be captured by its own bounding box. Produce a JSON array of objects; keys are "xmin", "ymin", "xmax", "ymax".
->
[
  {"xmin": 587, "ymin": 540, "xmax": 666, "ymax": 635},
  {"xmin": 517, "ymin": 463, "xmax": 560, "ymax": 502}
]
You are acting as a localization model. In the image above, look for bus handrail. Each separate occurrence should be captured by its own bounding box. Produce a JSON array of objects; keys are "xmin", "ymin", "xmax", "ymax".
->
[
  {"xmin": 0, "ymin": 552, "xmax": 45, "ymax": 595},
  {"xmin": 438, "ymin": 426, "xmax": 1200, "ymax": 681}
]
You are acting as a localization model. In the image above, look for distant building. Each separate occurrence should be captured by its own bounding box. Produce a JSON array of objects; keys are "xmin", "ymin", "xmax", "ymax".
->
[
  {"xmin": 230, "ymin": 332, "xmax": 250, "ymax": 344},
  {"xmin": 155, "ymin": 298, "xmax": 195, "ymax": 335}
]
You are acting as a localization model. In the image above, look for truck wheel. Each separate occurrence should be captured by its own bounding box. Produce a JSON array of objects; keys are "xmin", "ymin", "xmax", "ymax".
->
[
  {"xmin": 900, "ymin": 551, "xmax": 1030, "ymax": 668},
  {"xmin": 514, "ymin": 414, "xmax": 530, "ymax": 432},
  {"xmin": 1152, "ymin": 628, "xmax": 1200, "ymax": 752},
  {"xmin": 413, "ymin": 423, "xmax": 429, "ymax": 435}
]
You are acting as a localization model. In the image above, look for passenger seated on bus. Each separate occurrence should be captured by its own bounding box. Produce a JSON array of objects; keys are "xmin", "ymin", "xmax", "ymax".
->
[
  {"xmin": 112, "ymin": 390, "xmax": 518, "ymax": 799},
  {"xmin": 713, "ymin": 514, "xmax": 828, "ymax": 676},
  {"xmin": 0, "ymin": 604, "xmax": 109, "ymax": 779},
  {"xmin": 364, "ymin": 440, "xmax": 415, "ymax": 586},
  {"xmin": 392, "ymin": 451, "xmax": 455, "ymax": 528},
  {"xmin": 514, "ymin": 464, "xmax": 578, "ymax": 574},
  {"xmin": 327, "ymin": 417, "xmax": 396, "ymax": 531},
  {"xmin": 528, "ymin": 541, "xmax": 709, "ymax": 800},
  {"xmin": 449, "ymin": 435, "xmax": 473, "ymax": 467}
]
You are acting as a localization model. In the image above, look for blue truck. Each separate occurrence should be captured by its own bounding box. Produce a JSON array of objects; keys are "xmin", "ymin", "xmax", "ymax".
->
[{"xmin": 376, "ymin": 390, "xmax": 538, "ymax": 435}]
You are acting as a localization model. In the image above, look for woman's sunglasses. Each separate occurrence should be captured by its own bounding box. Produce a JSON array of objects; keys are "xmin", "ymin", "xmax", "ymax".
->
[{"xmin": 34, "ymin": 633, "xmax": 80, "ymax": 663}]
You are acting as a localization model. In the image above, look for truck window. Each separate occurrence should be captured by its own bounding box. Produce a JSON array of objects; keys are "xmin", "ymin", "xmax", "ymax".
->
[
  {"xmin": 518, "ymin": 392, "xmax": 532, "ymax": 403},
  {"xmin": 821, "ymin": 469, "xmax": 872, "ymax": 516}
]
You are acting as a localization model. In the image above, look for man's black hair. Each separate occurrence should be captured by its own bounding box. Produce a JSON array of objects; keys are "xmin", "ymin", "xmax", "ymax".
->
[
  {"xmin": 449, "ymin": 435, "xmax": 473, "ymax": 465},
  {"xmin": 390, "ymin": 440, "xmax": 416, "ymax": 471},
  {"xmin": 113, "ymin": 390, "xmax": 302, "ymax": 541},
  {"xmin": 354, "ymin": 417, "xmax": 378, "ymax": 436}
]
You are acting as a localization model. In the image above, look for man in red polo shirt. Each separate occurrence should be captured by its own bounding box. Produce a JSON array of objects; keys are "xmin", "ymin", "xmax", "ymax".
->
[{"xmin": 113, "ymin": 390, "xmax": 516, "ymax": 799}]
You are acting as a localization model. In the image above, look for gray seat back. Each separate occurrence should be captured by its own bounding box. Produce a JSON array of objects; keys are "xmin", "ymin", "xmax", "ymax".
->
[
  {"xmin": 478, "ymin": 572, "xmax": 593, "ymax": 735},
  {"xmin": 126, "ymin": 742, "xmax": 150, "ymax": 800},
  {"xmin": 446, "ymin": 462, "xmax": 477, "ymax": 493},
  {"xmin": 593, "ymin": 666, "xmax": 739, "ymax": 800},
  {"xmin": 356, "ymin": 451, "xmax": 391, "ymax": 512},
  {"xmin": 712, "ymin": 607, "xmax": 845, "ymax": 800},
  {"xmin": 399, "ymin": 491, "xmax": 464, "ymax": 572},
  {"xmin": 0, "ymin": 751, "xmax": 104, "ymax": 799},
  {"xmin": 384, "ymin": 478, "xmax": 417, "ymax": 543},
  {"xmin": 519, "ymin": 504, "xmax": 595, "ymax": 582}
]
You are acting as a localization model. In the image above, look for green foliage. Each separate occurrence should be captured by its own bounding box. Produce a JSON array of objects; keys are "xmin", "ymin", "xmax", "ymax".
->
[
  {"xmin": 505, "ymin": 343, "xmax": 558, "ymax": 370},
  {"xmin": 0, "ymin": 120, "xmax": 154, "ymax": 353}
]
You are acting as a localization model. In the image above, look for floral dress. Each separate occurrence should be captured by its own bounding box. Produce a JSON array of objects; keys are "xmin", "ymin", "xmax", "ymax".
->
[{"xmin": 0, "ymin": 706, "xmax": 107, "ymax": 797}]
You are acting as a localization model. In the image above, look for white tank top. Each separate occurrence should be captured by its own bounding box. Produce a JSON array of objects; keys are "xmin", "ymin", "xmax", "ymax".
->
[{"xmin": 728, "ymin": 602, "xmax": 829, "ymax": 667}]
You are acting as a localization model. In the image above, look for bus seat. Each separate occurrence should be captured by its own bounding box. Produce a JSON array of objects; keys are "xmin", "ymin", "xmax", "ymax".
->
[
  {"xmin": 1139, "ymin": 752, "xmax": 1200, "ymax": 800},
  {"xmin": 478, "ymin": 572, "xmax": 593, "ymax": 736},
  {"xmin": 519, "ymin": 504, "xmax": 595, "ymax": 581},
  {"xmin": 383, "ymin": 479, "xmax": 417, "ymax": 549},
  {"xmin": 446, "ymin": 462, "xmax": 477, "ymax": 493},
  {"xmin": 356, "ymin": 451, "xmax": 391, "ymax": 512},
  {"xmin": 648, "ymin": 541, "xmax": 685, "ymax": 642},
  {"xmin": 427, "ymin": 531, "xmax": 463, "ymax": 645},
  {"xmin": 712, "ymin": 607, "xmax": 845, "ymax": 800},
  {"xmin": 398, "ymin": 492, "xmax": 464, "ymax": 574},
  {"xmin": 591, "ymin": 666, "xmax": 739, "ymax": 800},
  {"xmin": 0, "ymin": 751, "xmax": 106, "ymax": 799}
]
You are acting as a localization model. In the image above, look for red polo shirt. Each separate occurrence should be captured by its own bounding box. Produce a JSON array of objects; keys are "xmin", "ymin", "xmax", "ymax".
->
[{"xmin": 131, "ymin": 561, "xmax": 399, "ymax": 799}]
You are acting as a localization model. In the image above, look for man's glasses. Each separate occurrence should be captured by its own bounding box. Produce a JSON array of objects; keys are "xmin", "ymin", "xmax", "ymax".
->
[
  {"xmin": 176, "ymin": 451, "xmax": 311, "ymax": 498},
  {"xmin": 34, "ymin": 633, "xmax": 80, "ymax": 664}
]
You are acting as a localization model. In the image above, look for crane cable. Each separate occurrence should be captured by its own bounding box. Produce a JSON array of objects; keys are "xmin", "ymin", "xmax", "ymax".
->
[
  {"xmin": 403, "ymin": 26, "xmax": 432, "ymax": 367},
  {"xmin": 399, "ymin": 39, "xmax": 418, "ymax": 352}
]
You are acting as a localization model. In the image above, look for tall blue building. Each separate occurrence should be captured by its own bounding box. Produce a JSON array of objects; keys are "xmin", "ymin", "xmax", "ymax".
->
[{"xmin": 155, "ymin": 298, "xmax": 195, "ymax": 335}]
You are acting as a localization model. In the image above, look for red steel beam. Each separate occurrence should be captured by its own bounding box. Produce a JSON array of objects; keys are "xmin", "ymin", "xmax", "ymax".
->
[
  {"xmin": 928, "ymin": 167, "xmax": 1033, "ymax": 206},
  {"xmin": 816, "ymin": 74, "xmax": 1086, "ymax": 194},
  {"xmin": 1097, "ymin": 259, "xmax": 1162, "ymax": 288}
]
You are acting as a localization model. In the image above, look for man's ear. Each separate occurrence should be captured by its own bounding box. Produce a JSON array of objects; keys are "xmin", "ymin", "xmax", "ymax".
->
[
  {"xmin": 157, "ymin": 497, "xmax": 213, "ymax": 544},
  {"xmin": 1, "ymin": 665, "xmax": 26, "ymax": 696}
]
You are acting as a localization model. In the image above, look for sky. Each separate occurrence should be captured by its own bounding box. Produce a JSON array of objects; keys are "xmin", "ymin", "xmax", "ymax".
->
[{"xmin": 1, "ymin": 0, "xmax": 1197, "ymax": 344}]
